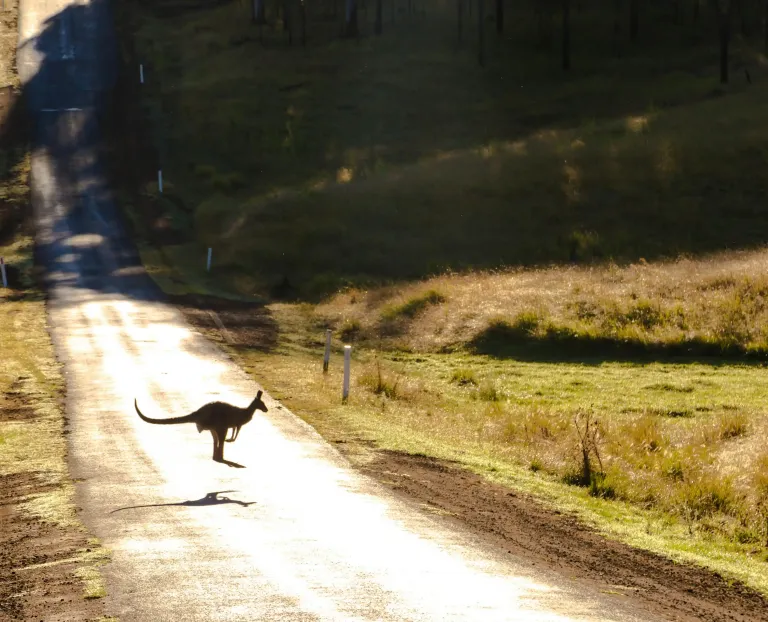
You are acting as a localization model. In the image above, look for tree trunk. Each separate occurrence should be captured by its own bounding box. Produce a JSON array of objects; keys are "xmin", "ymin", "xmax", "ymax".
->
[
  {"xmin": 739, "ymin": 0, "xmax": 748, "ymax": 35},
  {"xmin": 693, "ymin": 0, "xmax": 699, "ymax": 22},
  {"xmin": 477, "ymin": 0, "xmax": 484, "ymax": 65},
  {"xmin": 478, "ymin": 0, "xmax": 485, "ymax": 66},
  {"xmin": 496, "ymin": 0, "xmax": 503, "ymax": 34},
  {"xmin": 300, "ymin": 0, "xmax": 306, "ymax": 44},
  {"xmin": 375, "ymin": 0, "xmax": 382, "ymax": 33},
  {"xmin": 562, "ymin": 0, "xmax": 571, "ymax": 70},
  {"xmin": 613, "ymin": 0, "xmax": 621, "ymax": 56},
  {"xmin": 629, "ymin": 0, "xmax": 638, "ymax": 41},
  {"xmin": 458, "ymin": 0, "xmax": 463, "ymax": 45},
  {"xmin": 252, "ymin": 0, "xmax": 266, "ymax": 23},
  {"xmin": 345, "ymin": 0, "xmax": 358, "ymax": 36},
  {"xmin": 765, "ymin": 0, "xmax": 768, "ymax": 55},
  {"xmin": 283, "ymin": 0, "xmax": 292, "ymax": 43},
  {"xmin": 718, "ymin": 6, "xmax": 730, "ymax": 83}
]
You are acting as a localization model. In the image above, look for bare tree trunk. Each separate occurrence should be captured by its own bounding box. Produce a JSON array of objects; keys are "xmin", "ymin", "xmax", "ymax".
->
[
  {"xmin": 300, "ymin": 0, "xmax": 306, "ymax": 44},
  {"xmin": 375, "ymin": 0, "xmax": 382, "ymax": 33},
  {"xmin": 285, "ymin": 0, "xmax": 293, "ymax": 44},
  {"xmin": 345, "ymin": 0, "xmax": 358, "ymax": 36},
  {"xmin": 718, "ymin": 3, "xmax": 731, "ymax": 83},
  {"xmin": 458, "ymin": 0, "xmax": 463, "ymax": 44},
  {"xmin": 496, "ymin": 0, "xmax": 503, "ymax": 34},
  {"xmin": 629, "ymin": 0, "xmax": 638, "ymax": 41},
  {"xmin": 252, "ymin": 0, "xmax": 266, "ymax": 23},
  {"xmin": 562, "ymin": 0, "xmax": 571, "ymax": 70},
  {"xmin": 478, "ymin": 0, "xmax": 485, "ymax": 66}
]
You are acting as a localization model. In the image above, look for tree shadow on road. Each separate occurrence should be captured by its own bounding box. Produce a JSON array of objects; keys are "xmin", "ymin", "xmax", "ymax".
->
[{"xmin": 109, "ymin": 490, "xmax": 256, "ymax": 514}]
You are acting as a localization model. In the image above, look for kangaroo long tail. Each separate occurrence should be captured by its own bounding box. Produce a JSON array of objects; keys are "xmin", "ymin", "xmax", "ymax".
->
[{"xmin": 134, "ymin": 399, "xmax": 199, "ymax": 425}]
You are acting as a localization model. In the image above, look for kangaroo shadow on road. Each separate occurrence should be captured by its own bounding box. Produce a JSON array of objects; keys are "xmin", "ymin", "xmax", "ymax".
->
[{"xmin": 109, "ymin": 490, "xmax": 256, "ymax": 514}]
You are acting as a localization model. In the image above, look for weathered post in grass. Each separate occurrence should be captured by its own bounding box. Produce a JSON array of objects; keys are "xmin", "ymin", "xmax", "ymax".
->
[
  {"xmin": 323, "ymin": 329, "xmax": 332, "ymax": 373},
  {"xmin": 0, "ymin": 258, "xmax": 7, "ymax": 288},
  {"xmin": 139, "ymin": 64, "xmax": 144, "ymax": 84},
  {"xmin": 158, "ymin": 169, "xmax": 163, "ymax": 193},
  {"xmin": 342, "ymin": 345, "xmax": 351, "ymax": 402},
  {"xmin": 206, "ymin": 248, "xmax": 213, "ymax": 272}
]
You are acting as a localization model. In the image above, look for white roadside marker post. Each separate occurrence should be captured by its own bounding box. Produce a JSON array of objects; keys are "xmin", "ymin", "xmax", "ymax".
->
[
  {"xmin": 0, "ymin": 258, "xmax": 7, "ymax": 288},
  {"xmin": 158, "ymin": 169, "xmax": 163, "ymax": 193},
  {"xmin": 342, "ymin": 345, "xmax": 351, "ymax": 403},
  {"xmin": 139, "ymin": 64, "xmax": 144, "ymax": 84},
  {"xmin": 323, "ymin": 329, "xmax": 332, "ymax": 373},
  {"xmin": 206, "ymin": 248, "xmax": 212, "ymax": 272}
]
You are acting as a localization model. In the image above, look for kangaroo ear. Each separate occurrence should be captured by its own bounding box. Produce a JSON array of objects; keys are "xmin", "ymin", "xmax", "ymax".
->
[{"xmin": 257, "ymin": 390, "xmax": 263, "ymax": 400}]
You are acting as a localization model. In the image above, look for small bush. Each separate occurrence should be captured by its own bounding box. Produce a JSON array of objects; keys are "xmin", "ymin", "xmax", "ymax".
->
[
  {"xmin": 381, "ymin": 290, "xmax": 446, "ymax": 321},
  {"xmin": 339, "ymin": 318, "xmax": 362, "ymax": 342},
  {"xmin": 509, "ymin": 311, "xmax": 542, "ymax": 336},
  {"xmin": 359, "ymin": 360, "xmax": 400, "ymax": 399},
  {"xmin": 717, "ymin": 411, "xmax": 749, "ymax": 440},
  {"xmin": 625, "ymin": 415, "xmax": 666, "ymax": 453},
  {"xmin": 211, "ymin": 172, "xmax": 246, "ymax": 194},
  {"xmin": 643, "ymin": 382, "xmax": 695, "ymax": 393},
  {"xmin": 193, "ymin": 163, "xmax": 217, "ymax": 179},
  {"xmin": 475, "ymin": 382, "xmax": 501, "ymax": 402},
  {"xmin": 675, "ymin": 476, "xmax": 736, "ymax": 532},
  {"xmin": 450, "ymin": 368, "xmax": 478, "ymax": 386}
]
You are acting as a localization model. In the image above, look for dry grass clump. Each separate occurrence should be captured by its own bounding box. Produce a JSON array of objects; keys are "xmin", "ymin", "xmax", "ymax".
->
[{"xmin": 316, "ymin": 248, "xmax": 768, "ymax": 356}]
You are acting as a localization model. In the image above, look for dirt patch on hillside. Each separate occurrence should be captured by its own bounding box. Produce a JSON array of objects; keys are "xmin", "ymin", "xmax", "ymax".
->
[
  {"xmin": 0, "ymin": 471, "xmax": 104, "ymax": 621},
  {"xmin": 177, "ymin": 296, "xmax": 768, "ymax": 622}
]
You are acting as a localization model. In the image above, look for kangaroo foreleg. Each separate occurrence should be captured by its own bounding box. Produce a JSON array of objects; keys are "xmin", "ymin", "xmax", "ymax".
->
[{"xmin": 226, "ymin": 426, "xmax": 241, "ymax": 443}]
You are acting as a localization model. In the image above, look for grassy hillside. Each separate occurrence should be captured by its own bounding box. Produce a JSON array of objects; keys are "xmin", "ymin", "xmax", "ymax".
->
[{"xmin": 119, "ymin": 0, "xmax": 768, "ymax": 299}]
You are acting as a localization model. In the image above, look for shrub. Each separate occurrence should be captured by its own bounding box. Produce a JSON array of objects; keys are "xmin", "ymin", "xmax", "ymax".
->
[
  {"xmin": 450, "ymin": 368, "xmax": 478, "ymax": 386},
  {"xmin": 339, "ymin": 318, "xmax": 362, "ymax": 342},
  {"xmin": 475, "ymin": 382, "xmax": 501, "ymax": 402},
  {"xmin": 381, "ymin": 290, "xmax": 447, "ymax": 321},
  {"xmin": 359, "ymin": 360, "xmax": 401, "ymax": 399},
  {"xmin": 717, "ymin": 411, "xmax": 749, "ymax": 440}
]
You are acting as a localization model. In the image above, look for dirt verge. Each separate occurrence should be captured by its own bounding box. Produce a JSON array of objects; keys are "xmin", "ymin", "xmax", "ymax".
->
[
  {"xmin": 0, "ymin": 472, "xmax": 105, "ymax": 622},
  {"xmin": 176, "ymin": 297, "xmax": 768, "ymax": 622}
]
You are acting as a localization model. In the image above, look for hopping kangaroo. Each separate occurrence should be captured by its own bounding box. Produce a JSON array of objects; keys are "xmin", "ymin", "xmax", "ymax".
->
[{"xmin": 134, "ymin": 392, "xmax": 268, "ymax": 467}]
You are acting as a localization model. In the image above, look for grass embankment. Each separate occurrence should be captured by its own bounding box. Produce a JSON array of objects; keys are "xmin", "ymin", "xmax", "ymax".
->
[
  {"xmin": 0, "ymin": 1, "xmax": 110, "ymax": 609},
  {"xmin": 119, "ymin": 0, "xmax": 768, "ymax": 597}
]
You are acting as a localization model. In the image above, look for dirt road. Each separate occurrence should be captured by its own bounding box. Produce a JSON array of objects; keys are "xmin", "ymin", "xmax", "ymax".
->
[{"xmin": 10, "ymin": 0, "xmax": 752, "ymax": 620}]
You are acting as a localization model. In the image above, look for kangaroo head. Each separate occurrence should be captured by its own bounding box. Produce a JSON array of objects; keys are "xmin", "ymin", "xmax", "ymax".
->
[{"xmin": 250, "ymin": 390, "xmax": 268, "ymax": 413}]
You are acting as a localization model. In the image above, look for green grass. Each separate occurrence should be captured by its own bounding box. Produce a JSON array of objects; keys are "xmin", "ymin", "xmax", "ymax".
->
[
  {"xmin": 120, "ymin": 0, "xmax": 768, "ymax": 299},
  {"xmin": 225, "ymin": 316, "xmax": 768, "ymax": 596}
]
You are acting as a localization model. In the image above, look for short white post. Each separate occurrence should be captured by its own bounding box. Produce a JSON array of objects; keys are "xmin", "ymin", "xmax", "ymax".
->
[
  {"xmin": 158, "ymin": 169, "xmax": 163, "ymax": 193},
  {"xmin": 206, "ymin": 247, "xmax": 212, "ymax": 272},
  {"xmin": 0, "ymin": 258, "xmax": 7, "ymax": 288},
  {"xmin": 139, "ymin": 64, "xmax": 144, "ymax": 84},
  {"xmin": 322, "ymin": 329, "xmax": 332, "ymax": 373},
  {"xmin": 342, "ymin": 345, "xmax": 351, "ymax": 402}
]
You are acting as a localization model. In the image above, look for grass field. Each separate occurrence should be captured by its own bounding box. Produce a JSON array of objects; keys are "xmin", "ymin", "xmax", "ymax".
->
[{"xmin": 119, "ymin": 0, "xmax": 768, "ymax": 597}]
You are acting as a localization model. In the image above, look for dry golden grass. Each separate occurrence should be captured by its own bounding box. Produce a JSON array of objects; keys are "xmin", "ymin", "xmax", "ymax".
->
[{"xmin": 316, "ymin": 247, "xmax": 768, "ymax": 354}]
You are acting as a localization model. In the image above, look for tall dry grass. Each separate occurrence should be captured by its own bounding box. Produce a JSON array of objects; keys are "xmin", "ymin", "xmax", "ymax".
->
[{"xmin": 317, "ymin": 248, "xmax": 768, "ymax": 355}]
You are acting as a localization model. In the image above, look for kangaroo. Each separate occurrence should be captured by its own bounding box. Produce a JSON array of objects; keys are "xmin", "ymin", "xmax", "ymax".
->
[{"xmin": 134, "ymin": 391, "xmax": 268, "ymax": 468}]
